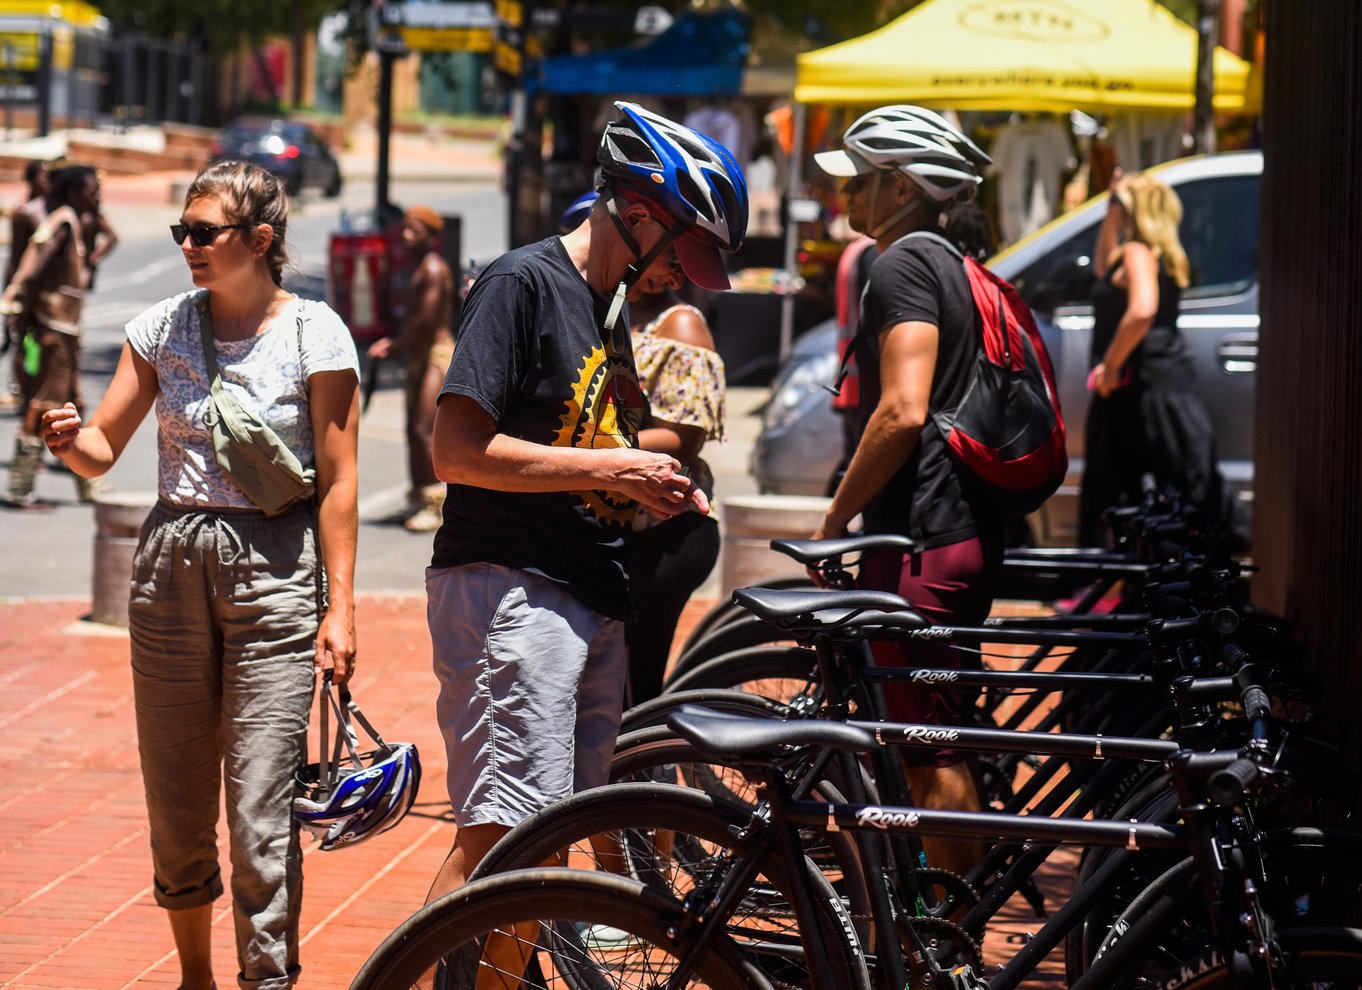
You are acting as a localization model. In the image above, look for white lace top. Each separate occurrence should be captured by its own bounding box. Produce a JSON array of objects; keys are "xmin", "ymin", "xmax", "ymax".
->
[{"xmin": 126, "ymin": 290, "xmax": 359, "ymax": 509}]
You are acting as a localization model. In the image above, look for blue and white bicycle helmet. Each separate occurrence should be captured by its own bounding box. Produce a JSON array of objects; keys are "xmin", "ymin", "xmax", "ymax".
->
[
  {"xmin": 595, "ymin": 101, "xmax": 748, "ymax": 311},
  {"xmin": 293, "ymin": 674, "xmax": 421, "ymax": 851}
]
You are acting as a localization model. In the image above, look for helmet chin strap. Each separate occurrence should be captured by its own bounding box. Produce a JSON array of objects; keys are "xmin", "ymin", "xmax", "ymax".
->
[
  {"xmin": 866, "ymin": 171, "xmax": 931, "ymax": 240},
  {"xmin": 602, "ymin": 191, "xmax": 685, "ymax": 332}
]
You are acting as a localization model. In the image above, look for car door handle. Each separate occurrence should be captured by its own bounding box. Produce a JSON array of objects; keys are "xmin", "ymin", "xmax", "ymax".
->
[{"xmin": 1217, "ymin": 333, "xmax": 1258, "ymax": 374}]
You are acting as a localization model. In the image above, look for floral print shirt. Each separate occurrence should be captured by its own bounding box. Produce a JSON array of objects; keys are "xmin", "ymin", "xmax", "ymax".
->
[
  {"xmin": 126, "ymin": 290, "xmax": 359, "ymax": 509},
  {"xmin": 631, "ymin": 304, "xmax": 726, "ymax": 528}
]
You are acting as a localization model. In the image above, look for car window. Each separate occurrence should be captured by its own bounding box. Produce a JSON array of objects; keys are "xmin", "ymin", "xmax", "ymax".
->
[
  {"xmin": 1175, "ymin": 175, "xmax": 1259, "ymax": 298},
  {"xmin": 1011, "ymin": 223, "xmax": 1099, "ymax": 313},
  {"xmin": 1010, "ymin": 171, "xmax": 1260, "ymax": 312}
]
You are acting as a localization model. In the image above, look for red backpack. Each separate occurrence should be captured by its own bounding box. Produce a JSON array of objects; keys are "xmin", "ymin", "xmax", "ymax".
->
[{"xmin": 831, "ymin": 231, "xmax": 1068, "ymax": 516}]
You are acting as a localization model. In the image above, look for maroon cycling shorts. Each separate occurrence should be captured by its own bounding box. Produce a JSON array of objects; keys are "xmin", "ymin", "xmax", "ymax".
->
[{"xmin": 858, "ymin": 531, "xmax": 1003, "ymax": 767}]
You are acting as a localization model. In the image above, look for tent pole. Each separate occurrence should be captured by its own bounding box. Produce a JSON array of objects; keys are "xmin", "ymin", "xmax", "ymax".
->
[{"xmin": 778, "ymin": 101, "xmax": 807, "ymax": 364}]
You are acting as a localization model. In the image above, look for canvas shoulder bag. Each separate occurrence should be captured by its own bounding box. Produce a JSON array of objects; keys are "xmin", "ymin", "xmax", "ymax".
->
[{"xmin": 197, "ymin": 294, "xmax": 315, "ymax": 516}]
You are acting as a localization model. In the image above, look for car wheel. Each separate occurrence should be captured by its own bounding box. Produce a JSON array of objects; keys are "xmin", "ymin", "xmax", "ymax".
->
[{"xmin": 324, "ymin": 168, "xmax": 342, "ymax": 199}]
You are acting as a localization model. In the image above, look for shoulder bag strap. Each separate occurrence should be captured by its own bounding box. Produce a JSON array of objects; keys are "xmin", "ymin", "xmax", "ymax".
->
[{"xmin": 195, "ymin": 293, "xmax": 225, "ymax": 395}]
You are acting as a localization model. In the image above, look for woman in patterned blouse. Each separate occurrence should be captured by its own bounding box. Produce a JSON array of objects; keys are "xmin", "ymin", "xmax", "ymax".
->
[{"xmin": 626, "ymin": 270, "xmax": 726, "ymax": 704}]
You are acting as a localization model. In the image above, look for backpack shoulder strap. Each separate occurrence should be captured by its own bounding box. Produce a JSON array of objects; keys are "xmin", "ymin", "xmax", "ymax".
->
[{"xmin": 896, "ymin": 229, "xmax": 964, "ymax": 259}]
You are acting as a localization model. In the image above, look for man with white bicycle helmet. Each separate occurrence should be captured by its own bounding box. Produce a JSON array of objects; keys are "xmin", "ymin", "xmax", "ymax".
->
[
  {"xmin": 420, "ymin": 102, "xmax": 747, "ymax": 930},
  {"xmin": 813, "ymin": 106, "xmax": 1005, "ymax": 877}
]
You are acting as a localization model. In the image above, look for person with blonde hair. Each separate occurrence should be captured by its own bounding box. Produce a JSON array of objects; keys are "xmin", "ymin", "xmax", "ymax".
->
[
  {"xmin": 38, "ymin": 160, "xmax": 361, "ymax": 990},
  {"xmin": 1079, "ymin": 169, "xmax": 1225, "ymax": 545}
]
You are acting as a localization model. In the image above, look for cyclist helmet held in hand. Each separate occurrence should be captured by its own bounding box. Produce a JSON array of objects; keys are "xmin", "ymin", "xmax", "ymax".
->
[
  {"xmin": 595, "ymin": 101, "xmax": 748, "ymax": 302},
  {"xmin": 293, "ymin": 673, "xmax": 421, "ymax": 851},
  {"xmin": 815, "ymin": 105, "xmax": 991, "ymax": 203}
]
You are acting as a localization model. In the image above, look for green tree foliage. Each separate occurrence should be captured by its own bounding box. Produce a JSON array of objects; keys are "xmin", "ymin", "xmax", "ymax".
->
[{"xmin": 97, "ymin": 0, "xmax": 339, "ymax": 52}]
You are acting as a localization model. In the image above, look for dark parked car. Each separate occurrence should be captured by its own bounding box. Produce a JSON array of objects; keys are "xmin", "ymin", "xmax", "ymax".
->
[
  {"xmin": 213, "ymin": 117, "xmax": 343, "ymax": 197},
  {"xmin": 752, "ymin": 150, "xmax": 1261, "ymax": 545}
]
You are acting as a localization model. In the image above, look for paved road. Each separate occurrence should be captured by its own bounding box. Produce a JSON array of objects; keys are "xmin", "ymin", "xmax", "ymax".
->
[{"xmin": 0, "ymin": 176, "xmax": 764, "ymax": 600}]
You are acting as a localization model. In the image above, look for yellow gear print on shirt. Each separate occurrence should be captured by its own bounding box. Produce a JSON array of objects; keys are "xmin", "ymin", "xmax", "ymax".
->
[{"xmin": 554, "ymin": 343, "xmax": 644, "ymax": 525}]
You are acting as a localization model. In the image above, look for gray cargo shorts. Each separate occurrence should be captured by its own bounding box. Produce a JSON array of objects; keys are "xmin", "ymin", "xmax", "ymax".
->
[{"xmin": 426, "ymin": 562, "xmax": 627, "ymax": 828}]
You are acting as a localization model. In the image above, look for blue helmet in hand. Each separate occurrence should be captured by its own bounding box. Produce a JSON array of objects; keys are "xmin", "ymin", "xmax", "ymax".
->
[{"xmin": 293, "ymin": 675, "xmax": 421, "ymax": 851}]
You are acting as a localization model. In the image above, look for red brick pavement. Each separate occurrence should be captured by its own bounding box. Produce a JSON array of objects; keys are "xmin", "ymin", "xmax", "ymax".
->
[{"xmin": 0, "ymin": 595, "xmax": 1072, "ymax": 988}]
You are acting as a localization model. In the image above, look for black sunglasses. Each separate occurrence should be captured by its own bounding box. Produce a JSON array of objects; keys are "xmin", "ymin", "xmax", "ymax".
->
[{"xmin": 170, "ymin": 223, "xmax": 252, "ymax": 247}]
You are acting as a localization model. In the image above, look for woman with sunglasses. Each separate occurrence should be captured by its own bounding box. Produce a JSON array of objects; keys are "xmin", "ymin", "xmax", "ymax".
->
[{"xmin": 38, "ymin": 161, "xmax": 360, "ymax": 990}]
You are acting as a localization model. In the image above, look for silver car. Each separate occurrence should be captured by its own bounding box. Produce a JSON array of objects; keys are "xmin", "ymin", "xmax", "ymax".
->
[{"xmin": 751, "ymin": 151, "xmax": 1261, "ymax": 545}]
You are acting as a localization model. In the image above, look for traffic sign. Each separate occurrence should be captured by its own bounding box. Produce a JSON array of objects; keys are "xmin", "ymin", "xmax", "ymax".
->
[
  {"xmin": 383, "ymin": 1, "xmax": 495, "ymax": 29},
  {"xmin": 404, "ymin": 26, "xmax": 493, "ymax": 52}
]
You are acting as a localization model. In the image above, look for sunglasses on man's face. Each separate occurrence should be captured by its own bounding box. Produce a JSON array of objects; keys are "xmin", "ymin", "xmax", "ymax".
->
[
  {"xmin": 170, "ymin": 223, "xmax": 252, "ymax": 247},
  {"xmin": 843, "ymin": 174, "xmax": 874, "ymax": 195}
]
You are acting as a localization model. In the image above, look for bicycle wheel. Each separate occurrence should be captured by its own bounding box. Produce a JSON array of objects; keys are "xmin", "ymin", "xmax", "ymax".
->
[
  {"xmin": 675, "ymin": 578, "xmax": 813, "ymax": 658},
  {"xmin": 469, "ymin": 783, "xmax": 870, "ymax": 990},
  {"xmin": 663, "ymin": 646, "xmax": 823, "ymax": 708},
  {"xmin": 620, "ymin": 689, "xmax": 795, "ymax": 737},
  {"xmin": 1064, "ymin": 786, "xmax": 1182, "ymax": 980},
  {"xmin": 1087, "ymin": 831, "xmax": 1362, "ymax": 989},
  {"xmin": 350, "ymin": 869, "xmax": 766, "ymax": 990},
  {"xmin": 670, "ymin": 617, "xmax": 800, "ymax": 678},
  {"xmin": 1119, "ymin": 927, "xmax": 1362, "ymax": 990}
]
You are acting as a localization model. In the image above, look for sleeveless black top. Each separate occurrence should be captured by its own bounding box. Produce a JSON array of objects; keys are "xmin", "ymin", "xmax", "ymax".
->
[{"xmin": 1090, "ymin": 261, "xmax": 1192, "ymax": 391}]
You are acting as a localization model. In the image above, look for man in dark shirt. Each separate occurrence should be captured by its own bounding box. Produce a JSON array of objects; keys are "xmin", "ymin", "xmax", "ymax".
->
[
  {"xmin": 418, "ymin": 102, "xmax": 748, "ymax": 933},
  {"xmin": 813, "ymin": 106, "xmax": 1002, "ymax": 877}
]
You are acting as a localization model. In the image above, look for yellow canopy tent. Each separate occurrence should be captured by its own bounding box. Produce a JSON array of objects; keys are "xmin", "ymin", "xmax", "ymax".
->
[{"xmin": 795, "ymin": 0, "xmax": 1256, "ymax": 113}]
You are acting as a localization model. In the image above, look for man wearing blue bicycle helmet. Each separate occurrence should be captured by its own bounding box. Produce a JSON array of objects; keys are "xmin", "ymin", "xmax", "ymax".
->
[{"xmin": 420, "ymin": 102, "xmax": 747, "ymax": 918}]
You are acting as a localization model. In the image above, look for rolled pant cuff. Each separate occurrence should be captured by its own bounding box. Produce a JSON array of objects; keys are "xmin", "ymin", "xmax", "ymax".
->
[
  {"xmin": 237, "ymin": 965, "xmax": 301, "ymax": 989},
  {"xmin": 154, "ymin": 872, "xmax": 225, "ymax": 911}
]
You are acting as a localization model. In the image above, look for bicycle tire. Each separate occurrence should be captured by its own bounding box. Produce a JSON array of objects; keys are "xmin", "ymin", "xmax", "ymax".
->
[
  {"xmin": 1156, "ymin": 927, "xmax": 1362, "ymax": 989},
  {"xmin": 350, "ymin": 868, "xmax": 768, "ymax": 990},
  {"xmin": 620, "ymin": 689, "xmax": 795, "ymax": 736},
  {"xmin": 1064, "ymin": 786, "xmax": 1182, "ymax": 980},
  {"xmin": 468, "ymin": 785, "xmax": 870, "ymax": 990},
  {"xmin": 676, "ymin": 577, "xmax": 813, "ymax": 657},
  {"xmin": 663, "ymin": 646, "xmax": 822, "ymax": 706},
  {"xmin": 1085, "ymin": 830, "xmax": 1362, "ymax": 989},
  {"xmin": 671, "ymin": 617, "xmax": 801, "ymax": 678}
]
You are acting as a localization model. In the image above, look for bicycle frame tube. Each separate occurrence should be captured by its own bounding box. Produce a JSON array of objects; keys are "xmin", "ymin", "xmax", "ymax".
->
[{"xmin": 783, "ymin": 800, "xmax": 1186, "ymax": 850}]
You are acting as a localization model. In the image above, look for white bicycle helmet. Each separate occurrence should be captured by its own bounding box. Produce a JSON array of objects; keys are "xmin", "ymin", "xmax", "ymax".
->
[
  {"xmin": 815, "ymin": 105, "xmax": 991, "ymax": 203},
  {"xmin": 293, "ymin": 673, "xmax": 421, "ymax": 851}
]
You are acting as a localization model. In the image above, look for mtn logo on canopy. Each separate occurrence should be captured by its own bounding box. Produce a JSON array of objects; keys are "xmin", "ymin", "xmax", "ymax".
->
[{"xmin": 958, "ymin": 0, "xmax": 1110, "ymax": 43}]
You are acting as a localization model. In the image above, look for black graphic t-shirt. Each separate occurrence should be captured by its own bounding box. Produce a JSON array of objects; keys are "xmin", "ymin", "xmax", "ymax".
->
[
  {"xmin": 855, "ymin": 231, "xmax": 1002, "ymax": 547},
  {"xmin": 432, "ymin": 237, "xmax": 644, "ymax": 619}
]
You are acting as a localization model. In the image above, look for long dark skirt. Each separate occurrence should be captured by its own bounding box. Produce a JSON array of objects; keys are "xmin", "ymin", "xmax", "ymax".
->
[{"xmin": 1079, "ymin": 384, "xmax": 1223, "ymax": 547}]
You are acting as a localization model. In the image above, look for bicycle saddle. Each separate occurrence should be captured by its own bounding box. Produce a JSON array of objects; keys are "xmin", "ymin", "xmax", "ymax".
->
[
  {"xmin": 733, "ymin": 586, "xmax": 927, "ymax": 628},
  {"xmin": 668, "ymin": 704, "xmax": 878, "ymax": 761},
  {"xmin": 770, "ymin": 533, "xmax": 919, "ymax": 564}
]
